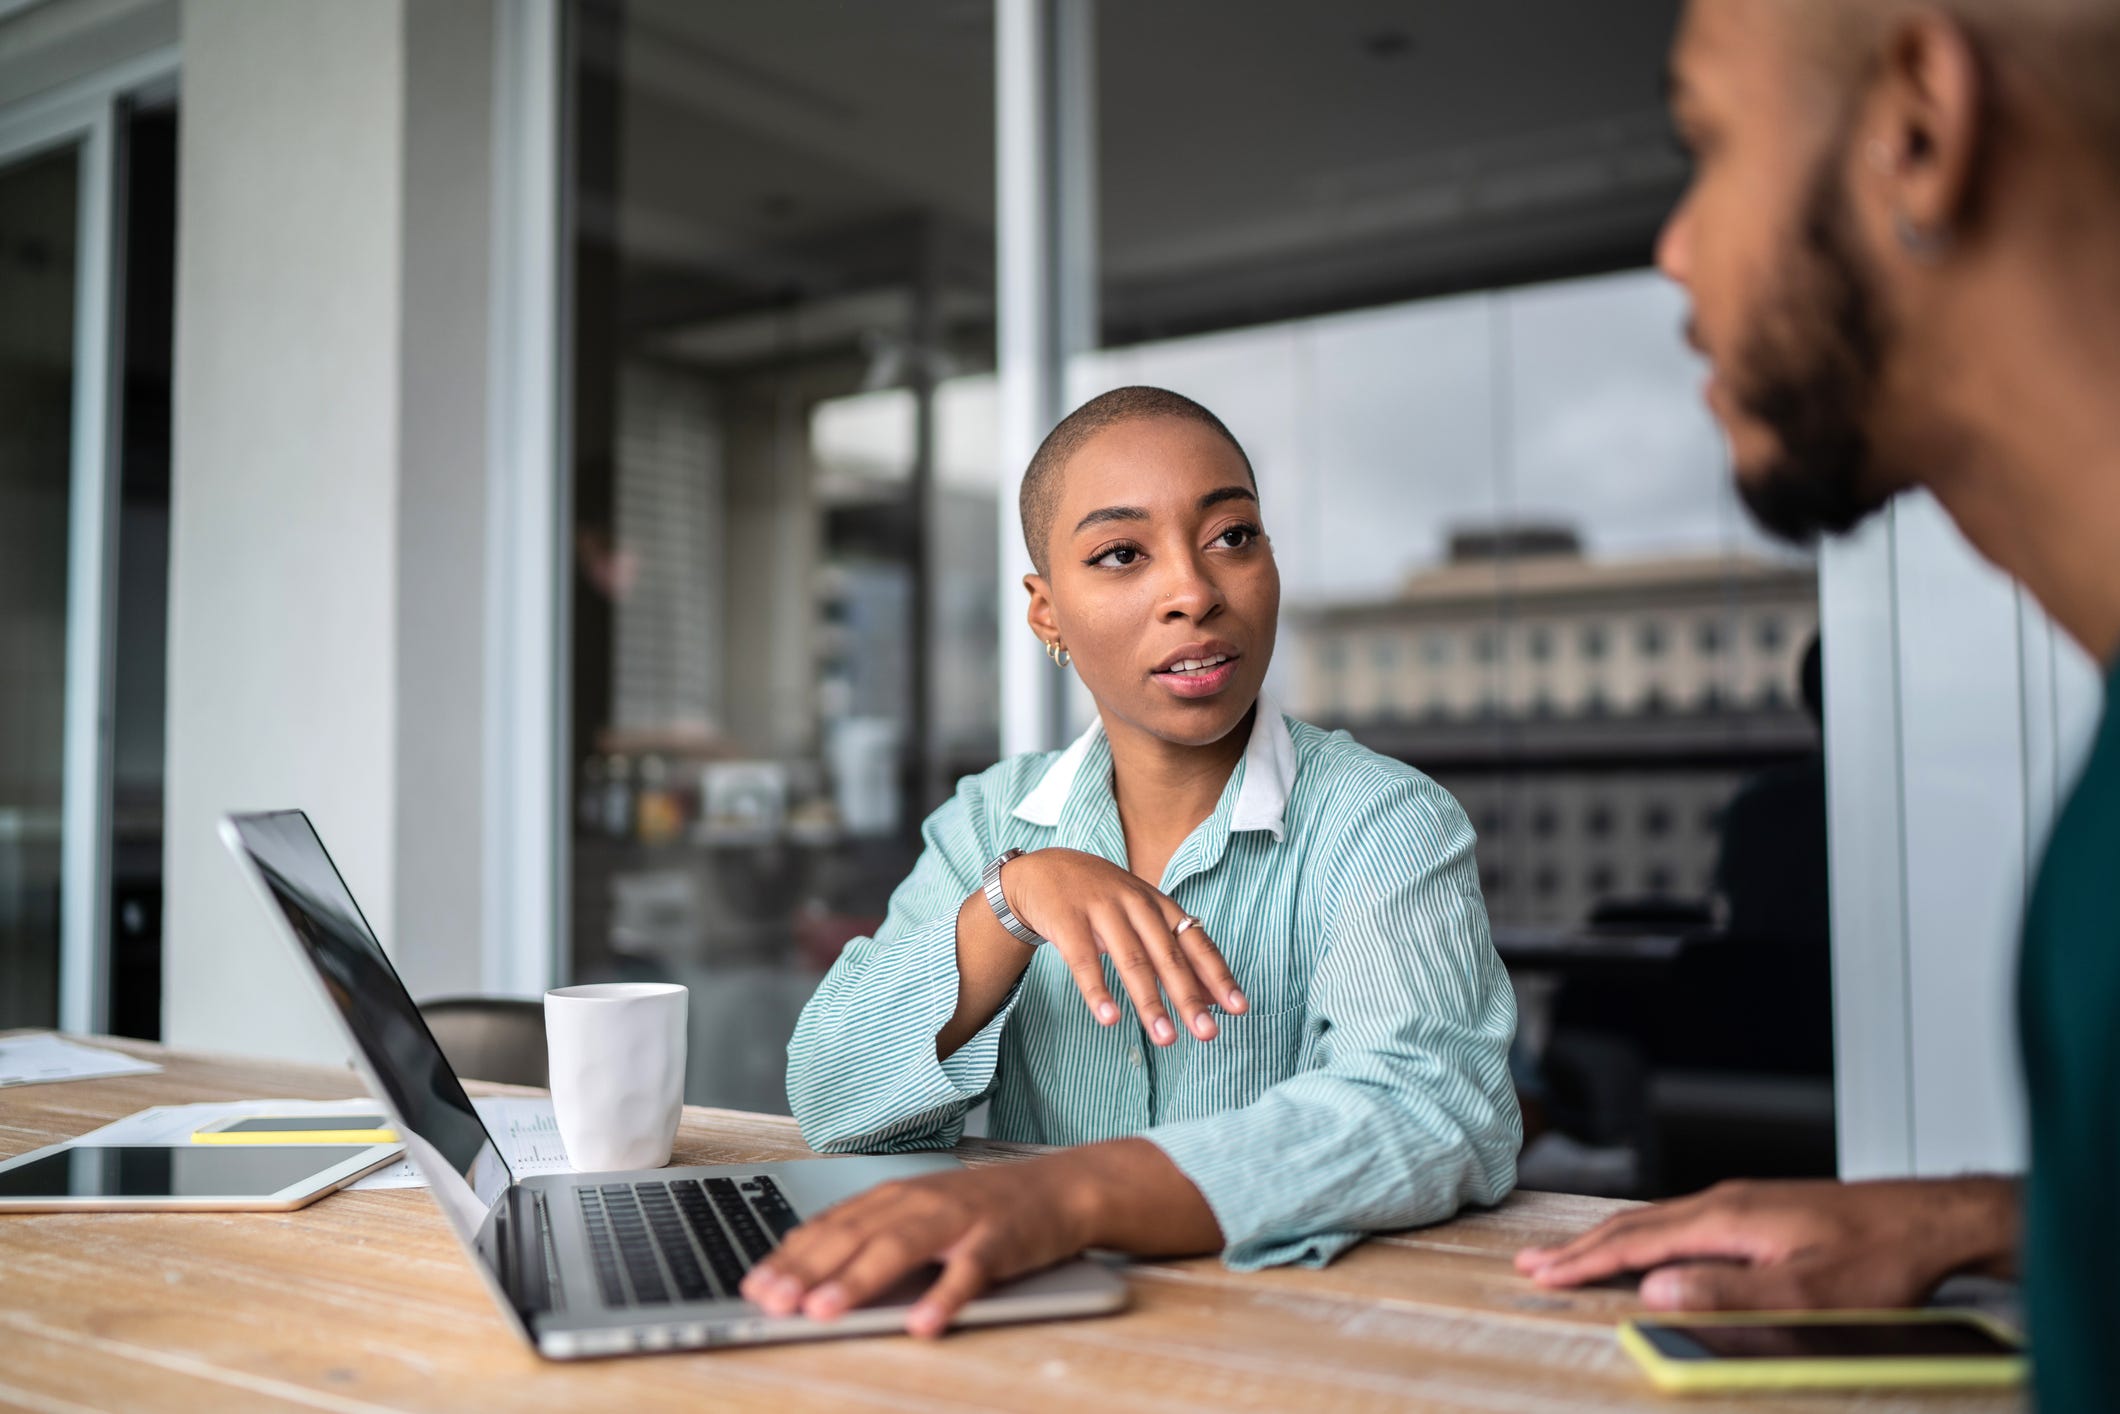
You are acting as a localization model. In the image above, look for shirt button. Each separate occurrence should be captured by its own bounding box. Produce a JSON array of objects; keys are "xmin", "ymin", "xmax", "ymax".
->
[{"xmin": 1128, "ymin": 1046, "xmax": 1142, "ymax": 1068}]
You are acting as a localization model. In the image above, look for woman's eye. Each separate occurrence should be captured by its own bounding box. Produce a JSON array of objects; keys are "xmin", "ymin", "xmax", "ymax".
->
[
  {"xmin": 1214, "ymin": 524, "xmax": 1259, "ymax": 549},
  {"xmin": 1091, "ymin": 545, "xmax": 1141, "ymax": 568}
]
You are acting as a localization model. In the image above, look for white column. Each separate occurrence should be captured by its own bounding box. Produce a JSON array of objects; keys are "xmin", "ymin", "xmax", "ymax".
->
[
  {"xmin": 396, "ymin": 0, "xmax": 499, "ymax": 1001},
  {"xmin": 481, "ymin": 0, "xmax": 564, "ymax": 998},
  {"xmin": 996, "ymin": 0, "xmax": 1096, "ymax": 758},
  {"xmin": 165, "ymin": 0, "xmax": 408, "ymax": 1061},
  {"xmin": 164, "ymin": 0, "xmax": 507, "ymax": 1056}
]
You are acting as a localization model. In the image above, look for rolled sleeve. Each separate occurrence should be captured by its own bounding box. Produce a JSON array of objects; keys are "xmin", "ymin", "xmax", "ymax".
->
[
  {"xmin": 1142, "ymin": 779, "xmax": 1521, "ymax": 1269},
  {"xmin": 787, "ymin": 787, "xmax": 1029, "ymax": 1154}
]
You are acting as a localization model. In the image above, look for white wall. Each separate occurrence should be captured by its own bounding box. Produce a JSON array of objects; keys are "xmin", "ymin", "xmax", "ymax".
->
[
  {"xmin": 1823, "ymin": 494, "xmax": 2104, "ymax": 1178},
  {"xmin": 164, "ymin": 0, "xmax": 493, "ymax": 1060}
]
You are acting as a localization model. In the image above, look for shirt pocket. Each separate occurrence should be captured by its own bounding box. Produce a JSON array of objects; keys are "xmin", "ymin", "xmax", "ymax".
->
[{"xmin": 1160, "ymin": 1004, "xmax": 1307, "ymax": 1124}]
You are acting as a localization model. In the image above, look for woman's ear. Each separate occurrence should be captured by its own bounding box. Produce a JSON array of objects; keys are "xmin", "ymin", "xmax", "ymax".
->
[{"xmin": 1024, "ymin": 573, "xmax": 1060, "ymax": 644}]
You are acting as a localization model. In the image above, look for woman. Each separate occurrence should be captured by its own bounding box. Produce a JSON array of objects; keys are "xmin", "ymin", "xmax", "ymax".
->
[{"xmin": 742, "ymin": 386, "xmax": 1518, "ymax": 1336}]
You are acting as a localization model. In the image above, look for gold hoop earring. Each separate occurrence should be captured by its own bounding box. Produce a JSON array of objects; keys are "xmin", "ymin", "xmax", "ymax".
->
[{"xmin": 1044, "ymin": 639, "xmax": 1071, "ymax": 668}]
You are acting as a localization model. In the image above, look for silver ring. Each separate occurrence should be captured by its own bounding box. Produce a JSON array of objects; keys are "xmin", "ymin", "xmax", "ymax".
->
[{"xmin": 1173, "ymin": 915, "xmax": 1200, "ymax": 937}]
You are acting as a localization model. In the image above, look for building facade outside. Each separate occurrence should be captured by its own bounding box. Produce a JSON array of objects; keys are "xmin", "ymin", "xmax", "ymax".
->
[{"xmin": 1294, "ymin": 529, "xmax": 1819, "ymax": 927}]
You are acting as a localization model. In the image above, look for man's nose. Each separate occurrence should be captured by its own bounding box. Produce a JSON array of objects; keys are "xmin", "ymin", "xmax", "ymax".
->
[{"xmin": 1655, "ymin": 192, "xmax": 1693, "ymax": 289}]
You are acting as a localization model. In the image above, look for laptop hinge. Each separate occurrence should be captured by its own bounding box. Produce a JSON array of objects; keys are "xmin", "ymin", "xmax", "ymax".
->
[{"xmin": 500, "ymin": 1185, "xmax": 558, "ymax": 1317}]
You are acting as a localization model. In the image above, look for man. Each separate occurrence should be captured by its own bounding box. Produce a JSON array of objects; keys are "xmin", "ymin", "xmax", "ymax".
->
[{"xmin": 1511, "ymin": 2, "xmax": 2120, "ymax": 1408}]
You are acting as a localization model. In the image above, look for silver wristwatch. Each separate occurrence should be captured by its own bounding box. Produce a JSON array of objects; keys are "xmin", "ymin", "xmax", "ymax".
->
[{"xmin": 981, "ymin": 847, "xmax": 1042, "ymax": 947}]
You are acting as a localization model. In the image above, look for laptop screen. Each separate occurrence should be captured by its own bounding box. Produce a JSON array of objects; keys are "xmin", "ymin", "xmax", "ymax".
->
[{"xmin": 221, "ymin": 811, "xmax": 513, "ymax": 1238}]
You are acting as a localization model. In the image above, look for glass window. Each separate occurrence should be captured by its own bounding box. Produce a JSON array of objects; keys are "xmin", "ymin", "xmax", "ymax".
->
[{"xmin": 564, "ymin": 0, "xmax": 996, "ymax": 1112}]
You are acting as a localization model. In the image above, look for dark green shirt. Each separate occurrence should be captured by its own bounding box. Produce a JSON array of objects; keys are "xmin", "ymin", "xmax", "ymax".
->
[{"xmin": 2019, "ymin": 654, "xmax": 2120, "ymax": 1413}]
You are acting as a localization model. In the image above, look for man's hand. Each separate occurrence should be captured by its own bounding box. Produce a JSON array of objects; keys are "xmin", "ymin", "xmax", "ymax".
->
[
  {"xmin": 740, "ymin": 1138, "xmax": 1219, "ymax": 1337},
  {"xmin": 1513, "ymin": 1176, "xmax": 2019, "ymax": 1310}
]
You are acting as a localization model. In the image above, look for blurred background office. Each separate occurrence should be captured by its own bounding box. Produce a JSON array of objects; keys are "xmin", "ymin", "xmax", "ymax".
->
[{"xmin": 0, "ymin": 0, "xmax": 2097, "ymax": 1201}]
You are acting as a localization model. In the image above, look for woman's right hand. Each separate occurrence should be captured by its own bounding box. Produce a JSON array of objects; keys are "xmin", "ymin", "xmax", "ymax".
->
[{"xmin": 996, "ymin": 848, "xmax": 1246, "ymax": 1044}]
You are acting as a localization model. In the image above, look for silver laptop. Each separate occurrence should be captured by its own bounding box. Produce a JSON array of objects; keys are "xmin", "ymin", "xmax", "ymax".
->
[{"xmin": 220, "ymin": 809, "xmax": 1127, "ymax": 1358}]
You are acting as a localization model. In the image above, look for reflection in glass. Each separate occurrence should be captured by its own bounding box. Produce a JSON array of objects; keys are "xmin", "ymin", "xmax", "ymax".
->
[
  {"xmin": 566, "ymin": 0, "xmax": 996, "ymax": 1113},
  {"xmin": 0, "ymin": 146, "xmax": 80, "ymax": 1031}
]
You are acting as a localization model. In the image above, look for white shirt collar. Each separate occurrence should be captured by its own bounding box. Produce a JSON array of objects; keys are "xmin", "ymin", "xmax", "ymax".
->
[{"xmin": 1011, "ymin": 691, "xmax": 1295, "ymax": 842}]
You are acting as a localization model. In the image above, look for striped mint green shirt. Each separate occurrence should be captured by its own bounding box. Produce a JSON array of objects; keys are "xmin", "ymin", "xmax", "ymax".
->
[{"xmin": 787, "ymin": 695, "xmax": 1521, "ymax": 1269}]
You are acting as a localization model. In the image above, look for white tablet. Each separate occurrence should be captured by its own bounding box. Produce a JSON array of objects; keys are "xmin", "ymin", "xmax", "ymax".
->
[{"xmin": 0, "ymin": 1139, "xmax": 403, "ymax": 1212}]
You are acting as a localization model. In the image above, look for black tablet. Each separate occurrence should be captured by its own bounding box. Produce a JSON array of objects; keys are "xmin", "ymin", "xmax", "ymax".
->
[{"xmin": 0, "ymin": 1140, "xmax": 402, "ymax": 1212}]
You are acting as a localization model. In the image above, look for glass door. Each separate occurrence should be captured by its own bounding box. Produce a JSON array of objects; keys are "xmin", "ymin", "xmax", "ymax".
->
[
  {"xmin": 0, "ymin": 141, "xmax": 83, "ymax": 1030},
  {"xmin": 0, "ymin": 58, "xmax": 176, "ymax": 1038}
]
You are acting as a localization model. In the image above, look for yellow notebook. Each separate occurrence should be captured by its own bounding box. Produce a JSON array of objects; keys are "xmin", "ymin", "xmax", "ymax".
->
[{"xmin": 191, "ymin": 1114, "xmax": 400, "ymax": 1146}]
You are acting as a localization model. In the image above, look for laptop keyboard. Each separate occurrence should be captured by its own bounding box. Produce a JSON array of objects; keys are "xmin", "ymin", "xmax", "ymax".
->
[{"xmin": 576, "ymin": 1176, "xmax": 798, "ymax": 1308}]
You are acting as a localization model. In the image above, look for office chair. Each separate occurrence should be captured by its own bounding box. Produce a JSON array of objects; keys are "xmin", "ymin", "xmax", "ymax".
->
[{"xmin": 418, "ymin": 996, "xmax": 549, "ymax": 1088}]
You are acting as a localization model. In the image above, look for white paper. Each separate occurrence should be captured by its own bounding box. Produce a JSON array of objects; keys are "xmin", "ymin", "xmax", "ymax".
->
[
  {"xmin": 482, "ymin": 1095, "xmax": 571, "ymax": 1175},
  {"xmin": 349, "ymin": 1095, "xmax": 572, "ymax": 1190},
  {"xmin": 0, "ymin": 1033, "xmax": 163, "ymax": 1088}
]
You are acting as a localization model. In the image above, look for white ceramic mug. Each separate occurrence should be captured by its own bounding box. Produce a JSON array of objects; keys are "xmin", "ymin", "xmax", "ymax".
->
[{"xmin": 544, "ymin": 982, "xmax": 688, "ymax": 1172}]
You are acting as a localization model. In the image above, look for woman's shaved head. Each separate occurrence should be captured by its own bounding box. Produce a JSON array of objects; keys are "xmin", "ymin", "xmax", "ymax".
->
[{"xmin": 1019, "ymin": 386, "xmax": 1256, "ymax": 578}]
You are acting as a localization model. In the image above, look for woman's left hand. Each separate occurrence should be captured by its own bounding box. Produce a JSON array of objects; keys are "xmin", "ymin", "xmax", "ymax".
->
[{"xmin": 738, "ymin": 1160, "xmax": 1093, "ymax": 1337}]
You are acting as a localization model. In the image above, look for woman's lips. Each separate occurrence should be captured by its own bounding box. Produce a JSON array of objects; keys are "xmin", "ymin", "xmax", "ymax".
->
[{"xmin": 1153, "ymin": 655, "xmax": 1240, "ymax": 699}]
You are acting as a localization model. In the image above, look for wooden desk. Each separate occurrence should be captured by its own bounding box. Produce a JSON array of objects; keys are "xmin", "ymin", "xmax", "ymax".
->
[{"xmin": 0, "ymin": 1040, "xmax": 2018, "ymax": 1413}]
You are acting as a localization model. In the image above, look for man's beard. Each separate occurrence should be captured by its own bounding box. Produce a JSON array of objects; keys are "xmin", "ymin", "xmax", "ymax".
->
[{"xmin": 1727, "ymin": 159, "xmax": 1896, "ymax": 544}]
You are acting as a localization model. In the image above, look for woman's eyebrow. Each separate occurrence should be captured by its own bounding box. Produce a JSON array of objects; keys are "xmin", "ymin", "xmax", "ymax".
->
[
  {"xmin": 1073, "ymin": 505, "xmax": 1148, "ymax": 534},
  {"xmin": 1073, "ymin": 487, "xmax": 1256, "ymax": 535}
]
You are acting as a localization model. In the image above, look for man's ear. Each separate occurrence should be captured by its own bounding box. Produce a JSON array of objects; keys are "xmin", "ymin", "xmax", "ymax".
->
[
  {"xmin": 1869, "ymin": 11, "xmax": 1985, "ymax": 246},
  {"xmin": 1024, "ymin": 573, "xmax": 1059, "ymax": 646}
]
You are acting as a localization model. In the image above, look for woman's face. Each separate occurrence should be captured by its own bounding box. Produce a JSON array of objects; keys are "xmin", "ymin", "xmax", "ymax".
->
[{"xmin": 1028, "ymin": 416, "xmax": 1280, "ymax": 750}]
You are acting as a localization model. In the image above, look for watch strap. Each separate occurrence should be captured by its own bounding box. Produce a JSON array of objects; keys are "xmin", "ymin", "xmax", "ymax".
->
[{"xmin": 981, "ymin": 848, "xmax": 1042, "ymax": 947}]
